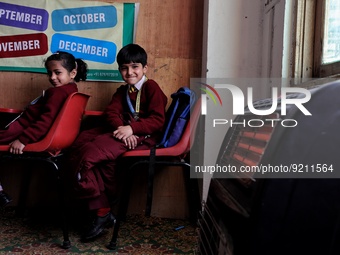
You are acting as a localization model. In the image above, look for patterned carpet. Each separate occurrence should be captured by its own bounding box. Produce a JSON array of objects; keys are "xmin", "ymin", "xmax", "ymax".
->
[{"xmin": 0, "ymin": 207, "xmax": 198, "ymax": 254}]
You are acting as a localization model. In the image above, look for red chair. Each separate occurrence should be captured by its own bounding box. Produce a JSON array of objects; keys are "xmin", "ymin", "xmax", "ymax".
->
[
  {"xmin": 0, "ymin": 92, "xmax": 90, "ymax": 155},
  {"xmin": 107, "ymin": 98, "xmax": 202, "ymax": 250},
  {"xmin": 0, "ymin": 92, "xmax": 90, "ymax": 249}
]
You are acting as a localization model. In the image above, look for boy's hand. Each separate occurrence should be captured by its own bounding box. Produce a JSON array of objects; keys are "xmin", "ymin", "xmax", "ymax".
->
[
  {"xmin": 9, "ymin": 139, "xmax": 25, "ymax": 154},
  {"xmin": 113, "ymin": 125, "xmax": 133, "ymax": 141},
  {"xmin": 125, "ymin": 135, "xmax": 139, "ymax": 149}
]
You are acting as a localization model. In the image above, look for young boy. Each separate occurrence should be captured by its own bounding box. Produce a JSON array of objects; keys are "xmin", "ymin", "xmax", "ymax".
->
[{"xmin": 67, "ymin": 44, "xmax": 167, "ymax": 240}]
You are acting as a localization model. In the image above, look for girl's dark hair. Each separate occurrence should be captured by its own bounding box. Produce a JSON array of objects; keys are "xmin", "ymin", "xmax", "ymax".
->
[
  {"xmin": 44, "ymin": 51, "xmax": 88, "ymax": 82},
  {"xmin": 116, "ymin": 44, "xmax": 147, "ymax": 67}
]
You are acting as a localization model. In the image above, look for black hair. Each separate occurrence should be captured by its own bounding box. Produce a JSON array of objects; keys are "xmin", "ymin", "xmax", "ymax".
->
[
  {"xmin": 44, "ymin": 51, "xmax": 88, "ymax": 82},
  {"xmin": 116, "ymin": 44, "xmax": 147, "ymax": 67}
]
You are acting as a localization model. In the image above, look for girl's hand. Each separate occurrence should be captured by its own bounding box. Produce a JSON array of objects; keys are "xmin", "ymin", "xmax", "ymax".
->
[{"xmin": 9, "ymin": 139, "xmax": 25, "ymax": 154}]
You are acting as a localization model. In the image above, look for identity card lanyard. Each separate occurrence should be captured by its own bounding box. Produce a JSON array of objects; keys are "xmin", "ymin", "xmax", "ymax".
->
[
  {"xmin": 126, "ymin": 86, "xmax": 141, "ymax": 120},
  {"xmin": 126, "ymin": 77, "xmax": 148, "ymax": 120}
]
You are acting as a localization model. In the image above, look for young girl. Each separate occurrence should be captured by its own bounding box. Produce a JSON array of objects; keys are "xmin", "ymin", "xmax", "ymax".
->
[{"xmin": 0, "ymin": 51, "xmax": 88, "ymax": 207}]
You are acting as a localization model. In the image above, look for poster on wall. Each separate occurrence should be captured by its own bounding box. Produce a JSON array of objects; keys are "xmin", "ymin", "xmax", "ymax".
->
[{"xmin": 0, "ymin": 0, "xmax": 139, "ymax": 82}]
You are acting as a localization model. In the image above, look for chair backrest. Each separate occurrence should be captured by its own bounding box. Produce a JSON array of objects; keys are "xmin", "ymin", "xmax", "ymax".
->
[
  {"xmin": 167, "ymin": 97, "xmax": 201, "ymax": 155},
  {"xmin": 22, "ymin": 92, "xmax": 90, "ymax": 155},
  {"xmin": 122, "ymin": 97, "xmax": 201, "ymax": 157},
  {"xmin": 158, "ymin": 87, "xmax": 196, "ymax": 148}
]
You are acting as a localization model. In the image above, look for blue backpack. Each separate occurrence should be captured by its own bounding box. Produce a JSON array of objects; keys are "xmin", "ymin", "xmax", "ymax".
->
[{"xmin": 158, "ymin": 87, "xmax": 196, "ymax": 148}]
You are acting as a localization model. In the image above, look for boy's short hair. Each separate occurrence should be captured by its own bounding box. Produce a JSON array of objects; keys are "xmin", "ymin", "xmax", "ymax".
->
[{"xmin": 117, "ymin": 44, "xmax": 147, "ymax": 67}]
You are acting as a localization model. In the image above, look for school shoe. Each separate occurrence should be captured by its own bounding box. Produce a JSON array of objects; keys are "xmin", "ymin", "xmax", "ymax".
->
[
  {"xmin": 81, "ymin": 212, "xmax": 116, "ymax": 241},
  {"xmin": 0, "ymin": 191, "xmax": 12, "ymax": 207}
]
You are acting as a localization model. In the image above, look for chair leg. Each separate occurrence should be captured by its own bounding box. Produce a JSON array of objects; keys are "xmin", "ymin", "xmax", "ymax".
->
[
  {"xmin": 16, "ymin": 168, "xmax": 33, "ymax": 216},
  {"xmin": 57, "ymin": 176, "xmax": 71, "ymax": 249},
  {"xmin": 107, "ymin": 167, "xmax": 134, "ymax": 250},
  {"xmin": 183, "ymin": 167, "xmax": 201, "ymax": 224},
  {"xmin": 107, "ymin": 218, "xmax": 120, "ymax": 250},
  {"xmin": 145, "ymin": 148, "xmax": 156, "ymax": 217},
  {"xmin": 145, "ymin": 167, "xmax": 155, "ymax": 216},
  {"xmin": 47, "ymin": 158, "xmax": 71, "ymax": 249}
]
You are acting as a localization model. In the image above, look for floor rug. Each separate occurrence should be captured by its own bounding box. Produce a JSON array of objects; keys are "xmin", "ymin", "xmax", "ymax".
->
[{"xmin": 0, "ymin": 207, "xmax": 198, "ymax": 254}]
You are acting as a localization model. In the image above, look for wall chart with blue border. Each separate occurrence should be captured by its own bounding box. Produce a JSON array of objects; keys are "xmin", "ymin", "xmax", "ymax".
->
[{"xmin": 0, "ymin": 0, "xmax": 138, "ymax": 81}]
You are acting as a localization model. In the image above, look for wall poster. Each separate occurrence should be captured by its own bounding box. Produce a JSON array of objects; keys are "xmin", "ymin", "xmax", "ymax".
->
[{"xmin": 0, "ymin": 0, "xmax": 139, "ymax": 81}]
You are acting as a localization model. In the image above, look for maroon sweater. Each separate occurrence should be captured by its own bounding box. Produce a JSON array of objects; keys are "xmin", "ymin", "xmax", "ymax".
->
[
  {"xmin": 104, "ymin": 79, "xmax": 167, "ymax": 140},
  {"xmin": 17, "ymin": 83, "xmax": 78, "ymax": 145}
]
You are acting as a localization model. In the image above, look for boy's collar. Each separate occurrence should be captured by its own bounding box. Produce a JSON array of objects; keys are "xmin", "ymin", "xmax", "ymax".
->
[{"xmin": 132, "ymin": 75, "xmax": 147, "ymax": 90}]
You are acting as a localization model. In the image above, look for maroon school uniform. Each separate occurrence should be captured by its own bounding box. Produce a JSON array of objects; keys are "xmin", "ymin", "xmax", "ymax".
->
[
  {"xmin": 67, "ymin": 79, "xmax": 167, "ymax": 210},
  {"xmin": 0, "ymin": 83, "xmax": 78, "ymax": 145}
]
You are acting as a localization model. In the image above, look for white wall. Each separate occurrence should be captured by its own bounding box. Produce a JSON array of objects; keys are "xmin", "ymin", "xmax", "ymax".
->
[
  {"xmin": 203, "ymin": 0, "xmax": 264, "ymax": 78},
  {"xmin": 201, "ymin": 0, "xmax": 287, "ymax": 201}
]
